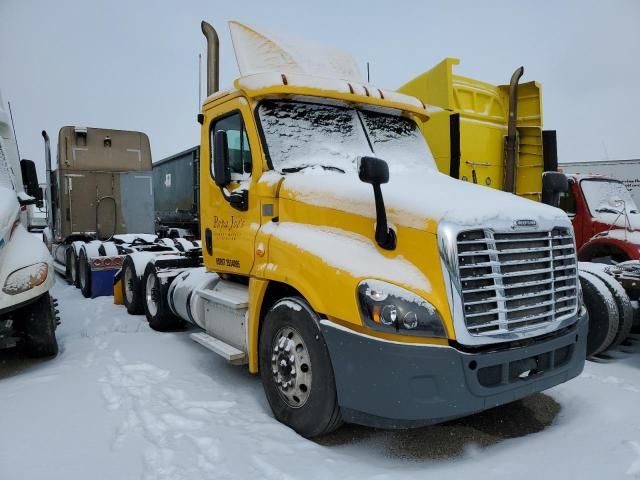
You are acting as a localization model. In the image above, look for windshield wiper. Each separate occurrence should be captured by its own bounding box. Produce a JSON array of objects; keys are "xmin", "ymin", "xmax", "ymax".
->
[
  {"xmin": 595, "ymin": 207, "xmax": 621, "ymax": 214},
  {"xmin": 281, "ymin": 164, "xmax": 346, "ymax": 174}
]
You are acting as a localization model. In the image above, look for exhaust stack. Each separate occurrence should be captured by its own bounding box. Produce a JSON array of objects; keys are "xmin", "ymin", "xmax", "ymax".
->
[
  {"xmin": 41, "ymin": 130, "xmax": 53, "ymax": 235},
  {"xmin": 503, "ymin": 66, "xmax": 524, "ymax": 194},
  {"xmin": 201, "ymin": 21, "xmax": 220, "ymax": 97}
]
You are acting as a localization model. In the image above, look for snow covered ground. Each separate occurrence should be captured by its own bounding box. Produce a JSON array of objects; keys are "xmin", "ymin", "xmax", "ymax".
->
[{"xmin": 2, "ymin": 280, "xmax": 640, "ymax": 480}]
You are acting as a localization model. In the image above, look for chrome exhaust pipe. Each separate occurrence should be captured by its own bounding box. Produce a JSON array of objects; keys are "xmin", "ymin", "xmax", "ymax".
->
[
  {"xmin": 503, "ymin": 66, "xmax": 524, "ymax": 194},
  {"xmin": 41, "ymin": 130, "xmax": 53, "ymax": 236},
  {"xmin": 201, "ymin": 21, "xmax": 219, "ymax": 96}
]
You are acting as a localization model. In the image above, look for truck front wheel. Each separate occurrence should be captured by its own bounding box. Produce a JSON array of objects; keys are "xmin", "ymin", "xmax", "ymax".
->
[
  {"xmin": 259, "ymin": 297, "xmax": 342, "ymax": 438},
  {"xmin": 22, "ymin": 293, "xmax": 58, "ymax": 358}
]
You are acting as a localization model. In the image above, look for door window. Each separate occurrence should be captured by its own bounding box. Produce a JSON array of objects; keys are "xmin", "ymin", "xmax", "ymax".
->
[
  {"xmin": 558, "ymin": 187, "xmax": 577, "ymax": 215},
  {"xmin": 210, "ymin": 112, "xmax": 252, "ymax": 181}
]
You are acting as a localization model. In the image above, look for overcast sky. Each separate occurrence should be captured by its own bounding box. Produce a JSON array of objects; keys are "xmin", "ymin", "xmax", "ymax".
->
[{"xmin": 1, "ymin": 0, "xmax": 639, "ymax": 175}]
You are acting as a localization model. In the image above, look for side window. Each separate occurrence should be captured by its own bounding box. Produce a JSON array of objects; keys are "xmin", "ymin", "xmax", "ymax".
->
[
  {"xmin": 558, "ymin": 185, "xmax": 577, "ymax": 215},
  {"xmin": 210, "ymin": 112, "xmax": 252, "ymax": 181}
]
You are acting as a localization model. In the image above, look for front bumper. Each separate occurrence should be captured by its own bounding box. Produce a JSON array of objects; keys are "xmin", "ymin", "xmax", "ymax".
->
[{"xmin": 320, "ymin": 308, "xmax": 587, "ymax": 428}]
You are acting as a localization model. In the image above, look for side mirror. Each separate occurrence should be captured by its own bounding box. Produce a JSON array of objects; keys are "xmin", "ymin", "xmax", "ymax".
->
[
  {"xmin": 17, "ymin": 192, "xmax": 37, "ymax": 206},
  {"xmin": 358, "ymin": 156, "xmax": 396, "ymax": 250},
  {"xmin": 542, "ymin": 172, "xmax": 568, "ymax": 208},
  {"xmin": 358, "ymin": 156, "xmax": 389, "ymax": 185},
  {"xmin": 20, "ymin": 159, "xmax": 43, "ymax": 205},
  {"xmin": 213, "ymin": 130, "xmax": 231, "ymax": 187}
]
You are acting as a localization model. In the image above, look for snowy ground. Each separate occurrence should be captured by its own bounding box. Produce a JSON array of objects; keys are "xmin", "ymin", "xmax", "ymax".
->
[{"xmin": 2, "ymin": 280, "xmax": 640, "ymax": 480}]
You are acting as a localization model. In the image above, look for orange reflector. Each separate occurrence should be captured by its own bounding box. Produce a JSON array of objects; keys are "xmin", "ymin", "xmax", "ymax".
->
[{"xmin": 373, "ymin": 305, "xmax": 381, "ymax": 324}]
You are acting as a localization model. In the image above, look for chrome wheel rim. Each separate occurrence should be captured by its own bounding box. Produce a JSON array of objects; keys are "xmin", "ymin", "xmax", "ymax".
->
[
  {"xmin": 145, "ymin": 273, "xmax": 159, "ymax": 317},
  {"xmin": 124, "ymin": 264, "xmax": 134, "ymax": 303},
  {"xmin": 271, "ymin": 326, "xmax": 312, "ymax": 408}
]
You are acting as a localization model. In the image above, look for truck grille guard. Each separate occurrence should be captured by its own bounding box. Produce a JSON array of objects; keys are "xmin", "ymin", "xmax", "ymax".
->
[{"xmin": 438, "ymin": 219, "xmax": 580, "ymax": 346}]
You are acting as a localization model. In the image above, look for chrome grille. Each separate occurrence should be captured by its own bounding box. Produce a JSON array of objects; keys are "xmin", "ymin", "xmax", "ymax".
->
[{"xmin": 457, "ymin": 228, "xmax": 578, "ymax": 336}]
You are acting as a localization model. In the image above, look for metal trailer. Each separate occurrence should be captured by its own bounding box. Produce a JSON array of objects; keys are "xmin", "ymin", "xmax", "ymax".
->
[
  {"xmin": 152, "ymin": 146, "xmax": 200, "ymax": 238},
  {"xmin": 43, "ymin": 126, "xmax": 164, "ymax": 298},
  {"xmin": 560, "ymin": 159, "xmax": 640, "ymax": 207}
]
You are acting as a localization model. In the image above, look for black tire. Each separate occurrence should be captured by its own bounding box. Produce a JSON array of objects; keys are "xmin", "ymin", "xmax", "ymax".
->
[
  {"xmin": 580, "ymin": 266, "xmax": 633, "ymax": 349},
  {"xmin": 22, "ymin": 293, "xmax": 58, "ymax": 358},
  {"xmin": 66, "ymin": 246, "xmax": 80, "ymax": 287},
  {"xmin": 78, "ymin": 249, "xmax": 92, "ymax": 298},
  {"xmin": 259, "ymin": 297, "xmax": 342, "ymax": 438},
  {"xmin": 122, "ymin": 256, "xmax": 144, "ymax": 315},
  {"xmin": 579, "ymin": 270, "xmax": 619, "ymax": 357},
  {"xmin": 142, "ymin": 263, "xmax": 184, "ymax": 331}
]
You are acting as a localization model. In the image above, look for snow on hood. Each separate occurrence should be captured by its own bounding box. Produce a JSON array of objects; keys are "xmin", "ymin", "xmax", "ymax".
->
[
  {"xmin": 0, "ymin": 186, "xmax": 19, "ymax": 240},
  {"xmin": 280, "ymin": 169, "xmax": 568, "ymax": 231}
]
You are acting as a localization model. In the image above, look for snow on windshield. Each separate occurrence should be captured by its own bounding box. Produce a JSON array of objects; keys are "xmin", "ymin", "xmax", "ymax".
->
[
  {"xmin": 581, "ymin": 179, "xmax": 639, "ymax": 215},
  {"xmin": 258, "ymin": 100, "xmax": 435, "ymax": 174}
]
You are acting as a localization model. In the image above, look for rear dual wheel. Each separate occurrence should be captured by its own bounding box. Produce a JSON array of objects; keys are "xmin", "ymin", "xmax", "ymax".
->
[
  {"xmin": 142, "ymin": 263, "xmax": 183, "ymax": 331},
  {"xmin": 66, "ymin": 247, "xmax": 79, "ymax": 287},
  {"xmin": 122, "ymin": 256, "xmax": 144, "ymax": 315},
  {"xmin": 78, "ymin": 249, "xmax": 92, "ymax": 298},
  {"xmin": 579, "ymin": 270, "xmax": 619, "ymax": 357}
]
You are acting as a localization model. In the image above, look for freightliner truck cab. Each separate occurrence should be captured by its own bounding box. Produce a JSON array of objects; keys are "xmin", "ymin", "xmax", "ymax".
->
[{"xmin": 150, "ymin": 21, "xmax": 587, "ymax": 438}]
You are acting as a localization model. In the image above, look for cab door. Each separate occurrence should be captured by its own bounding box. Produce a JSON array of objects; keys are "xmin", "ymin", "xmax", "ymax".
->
[{"xmin": 200, "ymin": 97, "xmax": 261, "ymax": 275}]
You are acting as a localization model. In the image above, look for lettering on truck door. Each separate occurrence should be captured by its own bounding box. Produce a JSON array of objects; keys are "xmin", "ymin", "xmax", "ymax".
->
[{"xmin": 201, "ymin": 99, "xmax": 261, "ymax": 275}]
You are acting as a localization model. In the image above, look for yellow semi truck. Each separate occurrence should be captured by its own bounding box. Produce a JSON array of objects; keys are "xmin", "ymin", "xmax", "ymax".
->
[{"xmin": 132, "ymin": 21, "xmax": 587, "ymax": 437}]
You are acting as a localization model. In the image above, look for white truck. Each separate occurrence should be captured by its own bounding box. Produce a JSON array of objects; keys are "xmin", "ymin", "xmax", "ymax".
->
[{"xmin": 0, "ymin": 90, "xmax": 58, "ymax": 357}]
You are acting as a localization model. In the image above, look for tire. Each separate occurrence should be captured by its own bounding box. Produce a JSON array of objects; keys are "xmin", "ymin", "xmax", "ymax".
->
[
  {"xmin": 579, "ymin": 270, "xmax": 619, "ymax": 357},
  {"xmin": 259, "ymin": 297, "xmax": 342, "ymax": 438},
  {"xmin": 22, "ymin": 293, "xmax": 58, "ymax": 358},
  {"xmin": 142, "ymin": 262, "xmax": 183, "ymax": 331},
  {"xmin": 78, "ymin": 249, "xmax": 92, "ymax": 298},
  {"xmin": 67, "ymin": 246, "xmax": 80, "ymax": 287},
  {"xmin": 579, "ymin": 265, "xmax": 633, "ymax": 349},
  {"xmin": 122, "ymin": 256, "xmax": 144, "ymax": 315}
]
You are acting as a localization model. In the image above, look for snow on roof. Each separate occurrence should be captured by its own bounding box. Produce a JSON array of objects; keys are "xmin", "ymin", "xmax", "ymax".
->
[
  {"xmin": 229, "ymin": 21, "xmax": 363, "ymax": 82},
  {"xmin": 220, "ymin": 21, "xmax": 427, "ymax": 118}
]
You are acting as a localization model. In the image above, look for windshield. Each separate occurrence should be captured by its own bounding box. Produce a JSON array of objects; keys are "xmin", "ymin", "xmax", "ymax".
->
[
  {"xmin": 257, "ymin": 100, "xmax": 435, "ymax": 174},
  {"xmin": 581, "ymin": 179, "xmax": 638, "ymax": 215}
]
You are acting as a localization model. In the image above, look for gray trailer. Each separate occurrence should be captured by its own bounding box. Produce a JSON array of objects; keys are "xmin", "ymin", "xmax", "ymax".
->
[{"xmin": 153, "ymin": 146, "xmax": 200, "ymax": 237}]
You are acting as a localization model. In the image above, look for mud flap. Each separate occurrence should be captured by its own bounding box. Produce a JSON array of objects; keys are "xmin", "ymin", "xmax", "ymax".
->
[
  {"xmin": 113, "ymin": 270, "xmax": 123, "ymax": 305},
  {"xmin": 90, "ymin": 269, "xmax": 118, "ymax": 298}
]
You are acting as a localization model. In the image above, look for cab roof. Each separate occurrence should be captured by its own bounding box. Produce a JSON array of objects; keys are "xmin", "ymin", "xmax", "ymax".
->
[{"xmin": 203, "ymin": 72, "xmax": 430, "ymax": 120}]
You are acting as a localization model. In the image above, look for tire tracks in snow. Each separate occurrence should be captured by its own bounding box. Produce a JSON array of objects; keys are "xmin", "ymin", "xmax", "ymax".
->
[{"xmin": 98, "ymin": 349, "xmax": 237, "ymax": 480}]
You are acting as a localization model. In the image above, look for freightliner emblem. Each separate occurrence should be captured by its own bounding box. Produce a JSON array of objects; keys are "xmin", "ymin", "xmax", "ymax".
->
[{"xmin": 513, "ymin": 219, "xmax": 537, "ymax": 229}]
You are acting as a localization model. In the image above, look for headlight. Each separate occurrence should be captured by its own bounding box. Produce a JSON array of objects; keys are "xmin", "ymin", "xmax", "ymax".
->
[
  {"xmin": 3, "ymin": 263, "xmax": 49, "ymax": 295},
  {"xmin": 357, "ymin": 279, "xmax": 446, "ymax": 338}
]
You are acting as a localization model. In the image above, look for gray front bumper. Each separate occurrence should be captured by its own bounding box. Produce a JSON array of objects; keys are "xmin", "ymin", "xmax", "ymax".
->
[{"xmin": 320, "ymin": 309, "xmax": 587, "ymax": 429}]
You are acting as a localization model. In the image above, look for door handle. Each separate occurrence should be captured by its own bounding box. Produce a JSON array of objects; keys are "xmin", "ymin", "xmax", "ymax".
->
[{"xmin": 205, "ymin": 228, "xmax": 213, "ymax": 256}]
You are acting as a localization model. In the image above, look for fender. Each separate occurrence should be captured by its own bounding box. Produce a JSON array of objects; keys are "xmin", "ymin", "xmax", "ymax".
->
[{"xmin": 578, "ymin": 235, "xmax": 640, "ymax": 262}]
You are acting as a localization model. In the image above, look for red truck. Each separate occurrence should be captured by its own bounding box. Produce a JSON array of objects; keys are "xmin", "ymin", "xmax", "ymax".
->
[{"xmin": 560, "ymin": 174, "xmax": 640, "ymax": 263}]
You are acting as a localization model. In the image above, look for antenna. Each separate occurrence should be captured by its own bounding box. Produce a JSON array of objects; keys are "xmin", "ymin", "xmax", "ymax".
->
[
  {"xmin": 7, "ymin": 101, "xmax": 21, "ymax": 160},
  {"xmin": 366, "ymin": 62, "xmax": 370, "ymax": 83},
  {"xmin": 198, "ymin": 53, "xmax": 202, "ymax": 110}
]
